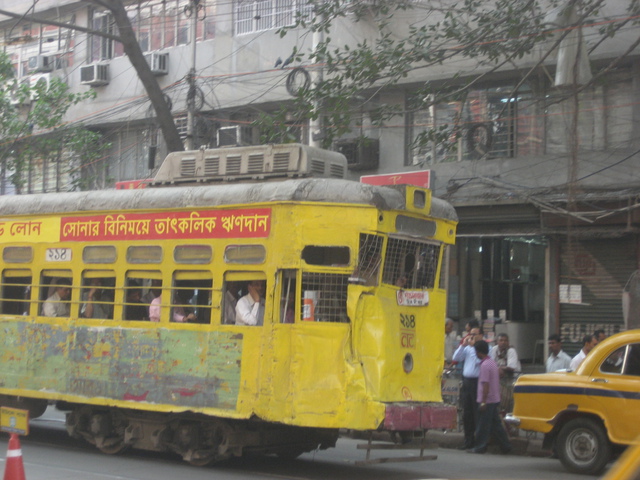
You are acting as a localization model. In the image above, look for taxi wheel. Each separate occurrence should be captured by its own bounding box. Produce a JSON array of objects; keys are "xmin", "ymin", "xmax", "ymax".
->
[{"xmin": 557, "ymin": 418, "xmax": 612, "ymax": 475}]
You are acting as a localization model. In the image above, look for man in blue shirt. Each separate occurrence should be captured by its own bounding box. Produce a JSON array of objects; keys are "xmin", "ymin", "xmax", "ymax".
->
[{"xmin": 452, "ymin": 326, "xmax": 483, "ymax": 450}]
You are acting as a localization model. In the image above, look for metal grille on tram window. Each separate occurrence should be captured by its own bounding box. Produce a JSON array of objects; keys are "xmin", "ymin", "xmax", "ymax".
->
[
  {"xmin": 310, "ymin": 159, "xmax": 325, "ymax": 175},
  {"xmin": 301, "ymin": 272, "xmax": 350, "ymax": 322},
  {"xmin": 350, "ymin": 234, "xmax": 384, "ymax": 285},
  {"xmin": 226, "ymin": 155, "xmax": 241, "ymax": 175},
  {"xmin": 247, "ymin": 154, "xmax": 264, "ymax": 174},
  {"xmin": 204, "ymin": 156, "xmax": 220, "ymax": 176},
  {"xmin": 383, "ymin": 238, "xmax": 440, "ymax": 289},
  {"xmin": 329, "ymin": 163, "xmax": 345, "ymax": 178},
  {"xmin": 180, "ymin": 158, "xmax": 196, "ymax": 177},
  {"xmin": 273, "ymin": 152, "xmax": 291, "ymax": 172}
]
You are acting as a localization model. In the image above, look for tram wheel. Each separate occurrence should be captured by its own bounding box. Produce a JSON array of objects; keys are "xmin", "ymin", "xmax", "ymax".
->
[
  {"xmin": 92, "ymin": 410, "xmax": 129, "ymax": 455},
  {"xmin": 97, "ymin": 437, "xmax": 128, "ymax": 455},
  {"xmin": 182, "ymin": 419, "xmax": 233, "ymax": 466}
]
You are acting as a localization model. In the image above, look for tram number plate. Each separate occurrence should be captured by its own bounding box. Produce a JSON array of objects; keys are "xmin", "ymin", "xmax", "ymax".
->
[
  {"xmin": 400, "ymin": 314, "xmax": 416, "ymax": 349},
  {"xmin": 46, "ymin": 248, "xmax": 72, "ymax": 262}
]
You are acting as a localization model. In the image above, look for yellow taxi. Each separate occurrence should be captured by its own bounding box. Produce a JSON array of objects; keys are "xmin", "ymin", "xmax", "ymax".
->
[
  {"xmin": 602, "ymin": 440, "xmax": 640, "ymax": 480},
  {"xmin": 509, "ymin": 329, "xmax": 640, "ymax": 475}
]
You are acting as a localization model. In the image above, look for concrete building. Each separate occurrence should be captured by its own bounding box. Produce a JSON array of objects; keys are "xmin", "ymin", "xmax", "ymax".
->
[{"xmin": 1, "ymin": 0, "xmax": 639, "ymax": 358}]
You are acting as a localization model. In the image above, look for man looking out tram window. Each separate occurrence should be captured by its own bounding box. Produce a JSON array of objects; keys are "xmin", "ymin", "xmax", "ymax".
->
[
  {"xmin": 81, "ymin": 278, "xmax": 113, "ymax": 319},
  {"xmin": 235, "ymin": 280, "xmax": 266, "ymax": 326},
  {"xmin": 42, "ymin": 278, "xmax": 72, "ymax": 317}
]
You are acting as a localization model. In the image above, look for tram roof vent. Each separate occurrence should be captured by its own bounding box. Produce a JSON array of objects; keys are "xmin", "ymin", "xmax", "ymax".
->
[{"xmin": 150, "ymin": 143, "xmax": 348, "ymax": 186}]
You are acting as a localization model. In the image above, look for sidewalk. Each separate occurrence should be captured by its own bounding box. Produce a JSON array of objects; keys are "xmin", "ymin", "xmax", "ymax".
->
[
  {"xmin": 344, "ymin": 428, "xmax": 548, "ymax": 457},
  {"xmin": 424, "ymin": 429, "xmax": 549, "ymax": 457}
]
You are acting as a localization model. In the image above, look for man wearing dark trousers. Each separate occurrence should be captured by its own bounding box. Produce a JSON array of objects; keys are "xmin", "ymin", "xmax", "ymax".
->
[
  {"xmin": 468, "ymin": 340, "xmax": 512, "ymax": 454},
  {"xmin": 452, "ymin": 326, "xmax": 483, "ymax": 450}
]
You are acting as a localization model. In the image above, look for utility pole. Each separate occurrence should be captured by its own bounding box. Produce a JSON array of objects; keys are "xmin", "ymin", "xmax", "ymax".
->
[
  {"xmin": 309, "ymin": 17, "xmax": 324, "ymax": 148},
  {"xmin": 185, "ymin": 0, "xmax": 201, "ymax": 151}
]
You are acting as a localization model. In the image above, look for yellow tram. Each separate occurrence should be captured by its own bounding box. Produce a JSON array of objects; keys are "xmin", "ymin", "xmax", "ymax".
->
[{"xmin": 0, "ymin": 144, "xmax": 457, "ymax": 464}]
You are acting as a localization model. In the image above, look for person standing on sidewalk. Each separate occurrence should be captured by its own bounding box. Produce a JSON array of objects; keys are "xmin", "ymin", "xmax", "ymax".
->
[
  {"xmin": 546, "ymin": 334, "xmax": 572, "ymax": 372},
  {"xmin": 468, "ymin": 340, "xmax": 512, "ymax": 454},
  {"xmin": 452, "ymin": 326, "xmax": 482, "ymax": 450}
]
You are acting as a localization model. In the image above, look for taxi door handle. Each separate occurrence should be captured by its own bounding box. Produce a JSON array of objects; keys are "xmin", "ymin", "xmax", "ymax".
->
[{"xmin": 591, "ymin": 378, "xmax": 608, "ymax": 383}]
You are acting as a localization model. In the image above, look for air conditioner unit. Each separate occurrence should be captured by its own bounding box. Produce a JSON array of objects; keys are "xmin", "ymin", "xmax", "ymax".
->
[
  {"xmin": 80, "ymin": 64, "xmax": 109, "ymax": 86},
  {"xmin": 29, "ymin": 73, "xmax": 53, "ymax": 100},
  {"xmin": 336, "ymin": 137, "xmax": 380, "ymax": 171},
  {"xmin": 217, "ymin": 125, "xmax": 253, "ymax": 147},
  {"xmin": 144, "ymin": 52, "xmax": 169, "ymax": 76},
  {"xmin": 28, "ymin": 55, "xmax": 52, "ymax": 73}
]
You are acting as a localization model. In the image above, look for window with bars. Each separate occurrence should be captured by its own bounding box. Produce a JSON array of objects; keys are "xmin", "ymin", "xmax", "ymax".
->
[
  {"xmin": 350, "ymin": 234, "xmax": 383, "ymax": 286},
  {"xmin": 235, "ymin": 0, "xmax": 313, "ymax": 36},
  {"xmin": 406, "ymin": 85, "xmax": 540, "ymax": 165},
  {"xmin": 301, "ymin": 272, "xmax": 349, "ymax": 323},
  {"xmin": 89, "ymin": 0, "xmax": 216, "ymax": 62},
  {"xmin": 382, "ymin": 237, "xmax": 440, "ymax": 290}
]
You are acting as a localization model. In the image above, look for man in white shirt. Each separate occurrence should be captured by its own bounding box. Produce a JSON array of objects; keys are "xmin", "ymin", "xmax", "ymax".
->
[
  {"xmin": 570, "ymin": 334, "xmax": 598, "ymax": 371},
  {"xmin": 42, "ymin": 279, "xmax": 72, "ymax": 317},
  {"xmin": 489, "ymin": 333, "xmax": 521, "ymax": 377},
  {"xmin": 235, "ymin": 280, "xmax": 266, "ymax": 326},
  {"xmin": 452, "ymin": 327, "xmax": 483, "ymax": 450},
  {"xmin": 546, "ymin": 334, "xmax": 572, "ymax": 372},
  {"xmin": 489, "ymin": 332, "xmax": 521, "ymax": 412}
]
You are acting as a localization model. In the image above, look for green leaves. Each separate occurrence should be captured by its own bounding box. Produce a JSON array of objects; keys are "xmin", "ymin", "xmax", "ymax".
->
[
  {"xmin": 0, "ymin": 54, "xmax": 104, "ymax": 193},
  {"xmin": 258, "ymin": 0, "xmax": 565, "ymax": 149}
]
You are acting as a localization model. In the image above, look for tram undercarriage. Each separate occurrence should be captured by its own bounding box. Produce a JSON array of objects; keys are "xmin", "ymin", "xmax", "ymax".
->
[{"xmin": 6, "ymin": 396, "xmax": 337, "ymax": 466}]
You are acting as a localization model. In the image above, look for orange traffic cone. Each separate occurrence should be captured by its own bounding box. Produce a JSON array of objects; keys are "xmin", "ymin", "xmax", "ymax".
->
[{"xmin": 3, "ymin": 434, "xmax": 26, "ymax": 480}]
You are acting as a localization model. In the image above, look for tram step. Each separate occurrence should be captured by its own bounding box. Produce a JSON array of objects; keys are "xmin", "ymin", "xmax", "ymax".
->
[
  {"xmin": 356, "ymin": 442, "xmax": 438, "ymax": 450},
  {"xmin": 355, "ymin": 454, "xmax": 438, "ymax": 465},
  {"xmin": 355, "ymin": 441, "xmax": 439, "ymax": 465}
]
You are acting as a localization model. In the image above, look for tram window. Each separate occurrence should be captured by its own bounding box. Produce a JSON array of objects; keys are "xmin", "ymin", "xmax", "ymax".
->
[
  {"xmin": 171, "ymin": 271, "xmax": 213, "ymax": 324},
  {"xmin": 222, "ymin": 281, "xmax": 239, "ymax": 325},
  {"xmin": 125, "ymin": 271, "xmax": 162, "ymax": 321},
  {"xmin": 438, "ymin": 245, "xmax": 449, "ymax": 290},
  {"xmin": 222, "ymin": 272, "xmax": 267, "ymax": 326},
  {"xmin": 2, "ymin": 246, "xmax": 33, "ymax": 263},
  {"xmin": 1, "ymin": 270, "xmax": 32, "ymax": 315},
  {"xmin": 224, "ymin": 245, "xmax": 266, "ymax": 264},
  {"xmin": 395, "ymin": 215, "xmax": 437, "ymax": 238},
  {"xmin": 301, "ymin": 272, "xmax": 349, "ymax": 323},
  {"xmin": 38, "ymin": 270, "xmax": 73, "ymax": 318},
  {"xmin": 351, "ymin": 234, "xmax": 383, "ymax": 286},
  {"xmin": 174, "ymin": 245, "xmax": 212, "ymax": 264},
  {"xmin": 413, "ymin": 190, "xmax": 426, "ymax": 209},
  {"xmin": 123, "ymin": 280, "xmax": 148, "ymax": 321},
  {"xmin": 83, "ymin": 246, "xmax": 117, "ymax": 264},
  {"xmin": 302, "ymin": 246, "xmax": 350, "ymax": 266},
  {"xmin": 127, "ymin": 245, "xmax": 163, "ymax": 264},
  {"xmin": 382, "ymin": 238, "xmax": 440, "ymax": 290},
  {"xmin": 79, "ymin": 270, "xmax": 115, "ymax": 320},
  {"xmin": 279, "ymin": 270, "xmax": 297, "ymax": 324}
]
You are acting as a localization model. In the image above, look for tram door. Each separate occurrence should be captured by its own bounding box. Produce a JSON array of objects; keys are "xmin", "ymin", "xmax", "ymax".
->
[{"xmin": 269, "ymin": 269, "xmax": 350, "ymax": 423}]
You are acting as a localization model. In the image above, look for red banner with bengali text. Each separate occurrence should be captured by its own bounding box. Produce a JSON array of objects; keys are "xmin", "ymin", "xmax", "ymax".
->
[{"xmin": 60, "ymin": 208, "xmax": 271, "ymax": 242}]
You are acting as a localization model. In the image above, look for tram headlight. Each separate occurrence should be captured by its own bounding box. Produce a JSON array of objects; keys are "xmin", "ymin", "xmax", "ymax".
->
[{"xmin": 403, "ymin": 353, "xmax": 414, "ymax": 373}]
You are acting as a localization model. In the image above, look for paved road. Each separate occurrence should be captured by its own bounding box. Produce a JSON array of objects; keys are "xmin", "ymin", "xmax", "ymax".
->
[{"xmin": 0, "ymin": 408, "xmax": 603, "ymax": 480}]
